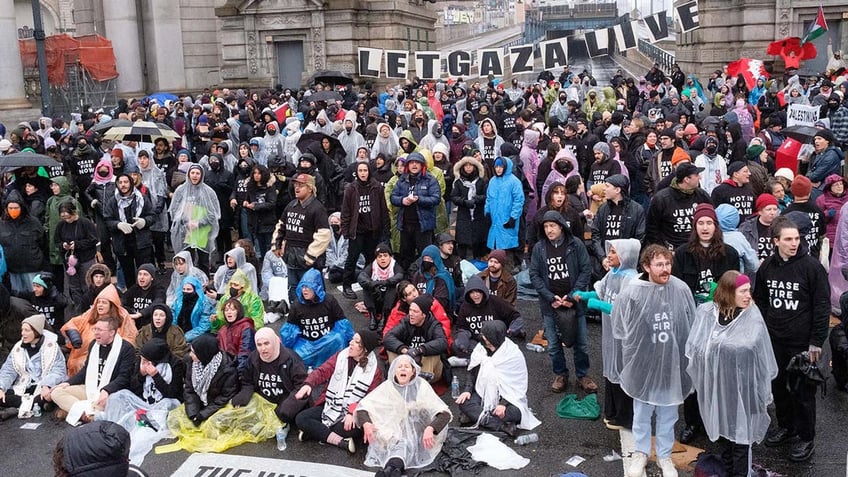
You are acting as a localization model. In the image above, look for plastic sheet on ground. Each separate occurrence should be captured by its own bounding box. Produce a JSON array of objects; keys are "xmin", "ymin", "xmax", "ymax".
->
[{"xmin": 467, "ymin": 433, "xmax": 529, "ymax": 470}]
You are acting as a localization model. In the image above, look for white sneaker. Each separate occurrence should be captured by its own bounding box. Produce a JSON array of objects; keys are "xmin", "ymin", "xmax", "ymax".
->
[
  {"xmin": 626, "ymin": 451, "xmax": 647, "ymax": 477},
  {"xmin": 658, "ymin": 457, "xmax": 678, "ymax": 477},
  {"xmin": 448, "ymin": 356, "xmax": 469, "ymax": 368}
]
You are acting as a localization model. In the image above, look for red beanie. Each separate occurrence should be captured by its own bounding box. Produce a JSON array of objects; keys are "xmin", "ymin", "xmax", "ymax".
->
[
  {"xmin": 755, "ymin": 193, "xmax": 779, "ymax": 211},
  {"xmin": 790, "ymin": 175, "xmax": 812, "ymax": 198},
  {"xmin": 693, "ymin": 203, "xmax": 718, "ymax": 223}
]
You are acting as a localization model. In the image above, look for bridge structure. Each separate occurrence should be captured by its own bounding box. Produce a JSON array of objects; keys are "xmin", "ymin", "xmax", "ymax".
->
[{"xmin": 523, "ymin": 0, "xmax": 619, "ymax": 43}]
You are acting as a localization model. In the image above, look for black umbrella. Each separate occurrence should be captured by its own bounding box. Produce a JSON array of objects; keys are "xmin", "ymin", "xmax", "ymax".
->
[
  {"xmin": 782, "ymin": 125, "xmax": 820, "ymax": 143},
  {"xmin": 306, "ymin": 90, "xmax": 343, "ymax": 103},
  {"xmin": 101, "ymin": 120, "xmax": 180, "ymax": 142},
  {"xmin": 92, "ymin": 119, "xmax": 133, "ymax": 134},
  {"xmin": 296, "ymin": 132, "xmax": 342, "ymax": 155},
  {"xmin": 0, "ymin": 151, "xmax": 61, "ymax": 169},
  {"xmin": 309, "ymin": 70, "xmax": 353, "ymax": 86}
]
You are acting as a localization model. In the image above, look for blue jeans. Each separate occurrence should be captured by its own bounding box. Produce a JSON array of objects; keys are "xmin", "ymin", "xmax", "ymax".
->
[
  {"xmin": 542, "ymin": 309, "xmax": 589, "ymax": 378},
  {"xmin": 632, "ymin": 399, "xmax": 678, "ymax": 458}
]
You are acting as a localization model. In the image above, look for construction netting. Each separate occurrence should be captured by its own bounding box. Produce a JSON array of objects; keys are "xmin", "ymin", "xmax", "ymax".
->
[{"xmin": 18, "ymin": 34, "xmax": 118, "ymax": 86}]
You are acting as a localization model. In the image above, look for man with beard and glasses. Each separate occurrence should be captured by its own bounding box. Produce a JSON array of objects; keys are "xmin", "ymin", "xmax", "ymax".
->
[{"xmin": 612, "ymin": 245, "xmax": 695, "ymax": 477}]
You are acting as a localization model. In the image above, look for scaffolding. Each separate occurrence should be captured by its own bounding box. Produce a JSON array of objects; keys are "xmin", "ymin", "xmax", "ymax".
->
[{"xmin": 19, "ymin": 34, "xmax": 119, "ymax": 118}]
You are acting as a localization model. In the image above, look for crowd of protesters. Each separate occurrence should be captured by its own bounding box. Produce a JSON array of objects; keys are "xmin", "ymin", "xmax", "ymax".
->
[{"xmin": 0, "ymin": 47, "xmax": 847, "ymax": 476}]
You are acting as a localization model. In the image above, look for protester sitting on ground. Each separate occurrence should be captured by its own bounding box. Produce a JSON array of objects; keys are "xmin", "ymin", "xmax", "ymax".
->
[
  {"xmin": 171, "ymin": 276, "xmax": 214, "ymax": 343},
  {"xmin": 408, "ymin": 244, "xmax": 456, "ymax": 314},
  {"xmin": 230, "ymin": 328, "xmax": 308, "ymax": 425},
  {"xmin": 79, "ymin": 264, "xmax": 115, "ymax": 314},
  {"xmin": 383, "ymin": 294, "xmax": 449, "ymax": 383},
  {"xmin": 170, "ymin": 333, "xmax": 237, "ymax": 427},
  {"xmin": 0, "ymin": 314, "xmax": 66, "ymax": 420},
  {"xmin": 477, "ymin": 249, "xmax": 518, "ymax": 306},
  {"xmin": 357, "ymin": 354, "xmax": 452, "ymax": 477},
  {"xmin": 166, "ymin": 251, "xmax": 208, "ymax": 308},
  {"xmin": 212, "ymin": 247, "xmax": 259, "ymax": 296},
  {"xmin": 12, "ymin": 272, "xmax": 69, "ymax": 345},
  {"xmin": 455, "ymin": 321, "xmax": 540, "ymax": 436},
  {"xmin": 53, "ymin": 421, "xmax": 145, "ymax": 477},
  {"xmin": 122, "ymin": 264, "xmax": 166, "ymax": 330},
  {"xmin": 101, "ymin": 338, "xmax": 186, "ymax": 464},
  {"xmin": 357, "ymin": 243, "xmax": 405, "ymax": 332},
  {"xmin": 210, "ymin": 269, "xmax": 264, "ymax": 332},
  {"xmin": 216, "ymin": 298, "xmax": 256, "ymax": 375},
  {"xmin": 383, "ymin": 281, "xmax": 453, "ymax": 350},
  {"xmin": 61, "ymin": 284, "xmax": 136, "ymax": 376},
  {"xmin": 452, "ymin": 276, "xmax": 522, "ymax": 361},
  {"xmin": 52, "ymin": 315, "xmax": 136, "ymax": 425},
  {"xmin": 281, "ymin": 268, "xmax": 353, "ymax": 369},
  {"xmin": 135, "ymin": 304, "xmax": 189, "ymax": 360},
  {"xmin": 294, "ymin": 329, "xmax": 384, "ymax": 453}
]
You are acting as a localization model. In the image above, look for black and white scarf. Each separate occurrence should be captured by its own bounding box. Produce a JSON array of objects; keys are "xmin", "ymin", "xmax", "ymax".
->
[
  {"xmin": 321, "ymin": 348, "xmax": 377, "ymax": 427},
  {"xmin": 143, "ymin": 362, "xmax": 173, "ymax": 404},
  {"xmin": 192, "ymin": 352, "xmax": 223, "ymax": 406},
  {"xmin": 115, "ymin": 187, "xmax": 145, "ymax": 223}
]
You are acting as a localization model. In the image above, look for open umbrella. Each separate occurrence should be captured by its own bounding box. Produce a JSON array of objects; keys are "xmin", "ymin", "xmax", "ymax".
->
[
  {"xmin": 309, "ymin": 70, "xmax": 353, "ymax": 86},
  {"xmin": 92, "ymin": 119, "xmax": 132, "ymax": 134},
  {"xmin": 144, "ymin": 92, "xmax": 179, "ymax": 105},
  {"xmin": 306, "ymin": 90, "xmax": 343, "ymax": 103},
  {"xmin": 0, "ymin": 151, "xmax": 61, "ymax": 169},
  {"xmin": 296, "ymin": 132, "xmax": 342, "ymax": 155},
  {"xmin": 102, "ymin": 121, "xmax": 180, "ymax": 142},
  {"xmin": 782, "ymin": 125, "xmax": 820, "ymax": 143}
]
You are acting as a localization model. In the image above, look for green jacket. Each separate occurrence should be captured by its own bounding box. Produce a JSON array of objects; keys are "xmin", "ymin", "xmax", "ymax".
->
[{"xmin": 45, "ymin": 176, "xmax": 82, "ymax": 265}]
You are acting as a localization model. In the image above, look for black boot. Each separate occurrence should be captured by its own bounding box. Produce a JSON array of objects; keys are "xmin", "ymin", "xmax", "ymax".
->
[
  {"xmin": 369, "ymin": 316, "xmax": 379, "ymax": 331},
  {"xmin": 342, "ymin": 283, "xmax": 357, "ymax": 299}
]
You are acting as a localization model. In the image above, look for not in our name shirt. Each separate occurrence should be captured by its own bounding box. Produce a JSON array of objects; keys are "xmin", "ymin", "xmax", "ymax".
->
[
  {"xmin": 755, "ymin": 220, "xmax": 774, "ymax": 260},
  {"xmin": 544, "ymin": 240, "xmax": 572, "ymax": 296}
]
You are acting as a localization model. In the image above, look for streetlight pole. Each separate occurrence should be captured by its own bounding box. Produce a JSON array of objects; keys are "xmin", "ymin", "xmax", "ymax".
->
[{"xmin": 31, "ymin": 0, "xmax": 51, "ymax": 116}]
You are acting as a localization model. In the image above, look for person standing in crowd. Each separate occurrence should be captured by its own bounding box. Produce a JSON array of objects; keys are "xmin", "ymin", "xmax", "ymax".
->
[
  {"xmin": 715, "ymin": 204, "xmax": 760, "ymax": 276},
  {"xmin": 294, "ymin": 329, "xmax": 384, "ymax": 453},
  {"xmin": 169, "ymin": 164, "xmax": 222, "ymax": 274},
  {"xmin": 754, "ymin": 217, "xmax": 830, "ymax": 462},
  {"xmin": 389, "ymin": 152, "xmax": 441, "ymax": 271},
  {"xmin": 590, "ymin": 174, "xmax": 645, "ymax": 261},
  {"xmin": 137, "ymin": 149, "xmax": 171, "ymax": 272},
  {"xmin": 784, "ymin": 175, "xmax": 825, "ymax": 259},
  {"xmin": 45, "ymin": 176, "xmax": 81, "ymax": 288},
  {"xmin": 645, "ymin": 163, "xmax": 711, "ymax": 251},
  {"xmin": 242, "ymin": 164, "xmax": 278, "ymax": 258},
  {"xmin": 451, "ymin": 155, "xmax": 489, "ymax": 259},
  {"xmin": 271, "ymin": 173, "xmax": 331, "ymax": 303},
  {"xmin": 694, "ymin": 136, "xmax": 726, "ymax": 195},
  {"xmin": 84, "ymin": 159, "xmax": 117, "ymax": 274},
  {"xmin": 0, "ymin": 193, "xmax": 46, "ymax": 294},
  {"xmin": 739, "ymin": 193, "xmax": 781, "ymax": 263},
  {"xmin": 529, "ymin": 211, "xmax": 594, "ymax": 393},
  {"xmin": 340, "ymin": 161, "xmax": 389, "ymax": 300},
  {"xmin": 54, "ymin": 201, "xmax": 98, "ymax": 310},
  {"xmin": 806, "ymin": 129, "xmax": 844, "ymax": 196},
  {"xmin": 711, "ymin": 161, "xmax": 756, "ymax": 221},
  {"xmin": 104, "ymin": 173, "xmax": 155, "ymax": 288},
  {"xmin": 612, "ymin": 244, "xmax": 695, "ymax": 477},
  {"xmin": 485, "ymin": 157, "xmax": 524, "ymax": 267},
  {"xmin": 686, "ymin": 271, "xmax": 778, "ymax": 477}
]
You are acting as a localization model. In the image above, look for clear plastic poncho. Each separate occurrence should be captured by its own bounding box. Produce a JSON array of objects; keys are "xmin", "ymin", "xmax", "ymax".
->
[
  {"xmin": 611, "ymin": 275, "xmax": 695, "ymax": 406},
  {"xmin": 356, "ymin": 355, "xmax": 451, "ymax": 470},
  {"xmin": 168, "ymin": 164, "xmax": 221, "ymax": 254},
  {"xmin": 100, "ymin": 389, "xmax": 180, "ymax": 465},
  {"xmin": 594, "ymin": 239, "xmax": 641, "ymax": 383},
  {"xmin": 685, "ymin": 303, "xmax": 778, "ymax": 445}
]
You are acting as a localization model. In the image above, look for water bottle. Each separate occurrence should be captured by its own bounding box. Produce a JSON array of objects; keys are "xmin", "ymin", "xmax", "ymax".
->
[
  {"xmin": 32, "ymin": 403, "xmax": 41, "ymax": 417},
  {"xmin": 525, "ymin": 343, "xmax": 545, "ymax": 353},
  {"xmin": 276, "ymin": 425, "xmax": 289, "ymax": 451},
  {"xmin": 514, "ymin": 433, "xmax": 539, "ymax": 446},
  {"xmin": 450, "ymin": 375, "xmax": 460, "ymax": 399}
]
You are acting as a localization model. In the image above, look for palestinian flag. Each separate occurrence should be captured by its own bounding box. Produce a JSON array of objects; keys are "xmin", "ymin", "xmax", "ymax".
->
[{"xmin": 801, "ymin": 6, "xmax": 828, "ymax": 44}]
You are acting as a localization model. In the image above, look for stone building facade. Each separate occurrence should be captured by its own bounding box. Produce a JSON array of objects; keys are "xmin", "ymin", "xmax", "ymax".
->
[{"xmin": 675, "ymin": 0, "xmax": 846, "ymax": 80}]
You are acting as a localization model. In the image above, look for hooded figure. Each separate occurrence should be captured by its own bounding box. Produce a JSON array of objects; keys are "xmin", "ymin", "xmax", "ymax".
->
[
  {"xmin": 484, "ymin": 157, "xmax": 524, "ymax": 250},
  {"xmin": 45, "ymin": 176, "xmax": 82, "ymax": 268},
  {"xmin": 473, "ymin": 118, "xmax": 505, "ymax": 175},
  {"xmin": 135, "ymin": 303, "xmax": 189, "ymax": 359},
  {"xmin": 371, "ymin": 122, "xmax": 400, "ymax": 161},
  {"xmin": 283, "ymin": 119, "xmax": 302, "ymax": 164},
  {"xmin": 183, "ymin": 333, "xmax": 238, "ymax": 424},
  {"xmin": 0, "ymin": 192, "xmax": 45, "ymax": 292},
  {"xmin": 171, "ymin": 275, "xmax": 214, "ymax": 342},
  {"xmin": 356, "ymin": 354, "xmax": 452, "ymax": 473},
  {"xmin": 338, "ymin": 110, "xmax": 367, "ymax": 165},
  {"xmin": 280, "ymin": 268, "xmax": 353, "ymax": 368},
  {"xmin": 452, "ymin": 275, "xmax": 521, "ymax": 358},
  {"xmin": 451, "ymin": 156, "xmax": 489, "ymax": 257},
  {"xmin": 418, "ymin": 120, "xmax": 449, "ymax": 153},
  {"xmin": 58, "ymin": 421, "xmax": 132, "ymax": 477},
  {"xmin": 715, "ymin": 204, "xmax": 760, "ymax": 275},
  {"xmin": 167, "ymin": 250, "xmax": 209, "ymax": 307},
  {"xmin": 462, "ymin": 320, "xmax": 541, "ymax": 433},
  {"xmin": 541, "ymin": 148, "xmax": 581, "ymax": 204},
  {"xmin": 169, "ymin": 164, "xmax": 221, "ymax": 268},
  {"xmin": 213, "ymin": 247, "xmax": 259, "ymax": 295},
  {"xmin": 520, "ymin": 128, "xmax": 541, "ymax": 223},
  {"xmin": 212, "ymin": 268, "xmax": 264, "ymax": 332},
  {"xmin": 411, "ymin": 245, "xmax": 457, "ymax": 313}
]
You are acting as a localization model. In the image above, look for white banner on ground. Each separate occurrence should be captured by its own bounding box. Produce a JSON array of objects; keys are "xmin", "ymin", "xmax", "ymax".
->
[
  {"xmin": 171, "ymin": 453, "xmax": 375, "ymax": 477},
  {"xmin": 787, "ymin": 103, "xmax": 820, "ymax": 127}
]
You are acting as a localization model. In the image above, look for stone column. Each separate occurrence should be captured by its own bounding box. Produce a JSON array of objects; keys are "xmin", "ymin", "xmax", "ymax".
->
[
  {"xmin": 103, "ymin": 0, "xmax": 145, "ymax": 96},
  {"xmin": 0, "ymin": 0, "xmax": 32, "ymax": 109},
  {"xmin": 141, "ymin": 0, "xmax": 186, "ymax": 91}
]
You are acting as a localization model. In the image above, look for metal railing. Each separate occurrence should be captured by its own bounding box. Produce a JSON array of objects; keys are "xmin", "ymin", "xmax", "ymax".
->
[{"xmin": 638, "ymin": 39, "xmax": 675, "ymax": 72}]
